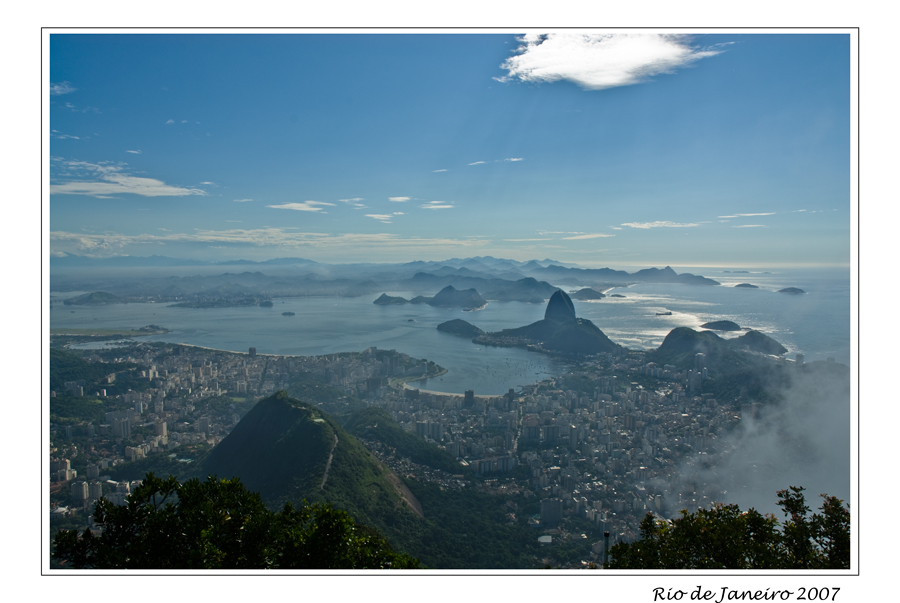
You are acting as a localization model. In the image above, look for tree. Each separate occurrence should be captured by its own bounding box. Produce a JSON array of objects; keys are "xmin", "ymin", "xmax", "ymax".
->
[
  {"xmin": 606, "ymin": 487, "xmax": 850, "ymax": 569},
  {"xmin": 52, "ymin": 473, "xmax": 421, "ymax": 569}
]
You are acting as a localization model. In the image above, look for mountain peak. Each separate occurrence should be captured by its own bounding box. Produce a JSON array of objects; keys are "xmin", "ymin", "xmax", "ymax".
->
[{"xmin": 544, "ymin": 289, "xmax": 576, "ymax": 322}]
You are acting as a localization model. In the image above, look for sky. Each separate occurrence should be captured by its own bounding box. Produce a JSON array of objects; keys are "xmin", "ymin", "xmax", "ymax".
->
[{"xmin": 47, "ymin": 32, "xmax": 853, "ymax": 268}]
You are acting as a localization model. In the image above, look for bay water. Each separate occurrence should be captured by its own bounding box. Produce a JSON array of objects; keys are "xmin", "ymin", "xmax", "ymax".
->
[{"xmin": 49, "ymin": 266, "xmax": 851, "ymax": 395}]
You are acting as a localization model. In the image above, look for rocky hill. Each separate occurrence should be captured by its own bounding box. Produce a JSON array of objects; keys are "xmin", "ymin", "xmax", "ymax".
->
[
  {"xmin": 475, "ymin": 290, "xmax": 623, "ymax": 356},
  {"xmin": 203, "ymin": 391, "xmax": 423, "ymax": 530}
]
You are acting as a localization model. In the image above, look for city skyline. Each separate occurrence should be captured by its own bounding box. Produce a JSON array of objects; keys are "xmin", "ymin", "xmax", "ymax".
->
[{"xmin": 48, "ymin": 31, "xmax": 853, "ymax": 268}]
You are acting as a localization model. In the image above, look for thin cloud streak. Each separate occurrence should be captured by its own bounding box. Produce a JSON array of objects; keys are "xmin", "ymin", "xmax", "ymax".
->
[
  {"xmin": 421, "ymin": 201, "xmax": 454, "ymax": 210},
  {"xmin": 621, "ymin": 221, "xmax": 699, "ymax": 229},
  {"xmin": 50, "ymin": 160, "xmax": 207, "ymax": 198},
  {"xmin": 267, "ymin": 201, "xmax": 336, "ymax": 213},
  {"xmin": 50, "ymin": 228, "xmax": 487, "ymax": 256},
  {"xmin": 561, "ymin": 233, "xmax": 615, "ymax": 240}
]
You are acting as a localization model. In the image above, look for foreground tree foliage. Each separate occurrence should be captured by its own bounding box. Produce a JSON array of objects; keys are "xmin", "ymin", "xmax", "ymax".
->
[
  {"xmin": 52, "ymin": 473, "xmax": 421, "ymax": 569},
  {"xmin": 606, "ymin": 487, "xmax": 850, "ymax": 569}
]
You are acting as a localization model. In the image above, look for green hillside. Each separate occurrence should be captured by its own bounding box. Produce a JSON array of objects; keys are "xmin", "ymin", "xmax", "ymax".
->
[
  {"xmin": 201, "ymin": 391, "xmax": 552, "ymax": 568},
  {"xmin": 201, "ymin": 391, "xmax": 421, "ymax": 541},
  {"xmin": 343, "ymin": 407, "xmax": 467, "ymax": 475}
]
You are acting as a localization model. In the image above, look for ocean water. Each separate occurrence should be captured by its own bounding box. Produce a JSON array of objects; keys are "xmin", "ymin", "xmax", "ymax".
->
[{"xmin": 48, "ymin": 267, "xmax": 852, "ymax": 395}]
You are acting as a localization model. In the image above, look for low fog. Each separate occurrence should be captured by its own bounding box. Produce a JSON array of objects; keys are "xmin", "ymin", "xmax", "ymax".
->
[{"xmin": 674, "ymin": 361, "xmax": 851, "ymax": 518}]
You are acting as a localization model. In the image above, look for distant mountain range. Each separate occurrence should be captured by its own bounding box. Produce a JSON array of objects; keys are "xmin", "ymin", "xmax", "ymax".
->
[{"xmin": 51, "ymin": 254, "xmax": 722, "ymax": 309}]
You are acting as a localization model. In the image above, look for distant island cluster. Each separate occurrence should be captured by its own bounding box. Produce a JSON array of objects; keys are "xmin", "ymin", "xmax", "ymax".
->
[{"xmin": 54, "ymin": 256, "xmax": 807, "ymax": 312}]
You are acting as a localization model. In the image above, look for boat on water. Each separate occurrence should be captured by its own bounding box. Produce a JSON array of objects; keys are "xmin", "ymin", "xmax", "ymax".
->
[{"xmin": 656, "ymin": 311, "xmax": 672, "ymax": 316}]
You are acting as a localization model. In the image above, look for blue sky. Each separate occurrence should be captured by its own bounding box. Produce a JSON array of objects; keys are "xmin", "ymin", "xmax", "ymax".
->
[{"xmin": 48, "ymin": 32, "xmax": 852, "ymax": 268}]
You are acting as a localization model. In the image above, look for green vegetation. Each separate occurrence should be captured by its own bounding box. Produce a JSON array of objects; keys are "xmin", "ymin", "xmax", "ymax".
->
[
  {"xmin": 286, "ymin": 371, "xmax": 365, "ymax": 417},
  {"xmin": 50, "ymin": 395, "xmax": 107, "ymax": 424},
  {"xmin": 202, "ymin": 391, "xmax": 412, "ymax": 534},
  {"xmin": 607, "ymin": 487, "xmax": 850, "ymax": 569},
  {"xmin": 343, "ymin": 407, "xmax": 467, "ymax": 475},
  {"xmin": 49, "ymin": 347, "xmax": 146, "ymax": 397},
  {"xmin": 51, "ymin": 473, "xmax": 420, "ymax": 569}
]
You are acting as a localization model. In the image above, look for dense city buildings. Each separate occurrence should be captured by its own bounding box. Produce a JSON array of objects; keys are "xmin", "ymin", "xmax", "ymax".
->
[{"xmin": 49, "ymin": 340, "xmax": 768, "ymax": 562}]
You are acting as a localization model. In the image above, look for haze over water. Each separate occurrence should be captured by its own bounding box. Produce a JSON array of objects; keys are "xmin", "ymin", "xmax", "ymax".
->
[{"xmin": 50, "ymin": 266, "xmax": 850, "ymax": 395}]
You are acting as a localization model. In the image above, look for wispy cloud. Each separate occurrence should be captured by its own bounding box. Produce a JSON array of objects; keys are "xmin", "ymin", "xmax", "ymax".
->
[
  {"xmin": 50, "ymin": 228, "xmax": 488, "ymax": 256},
  {"xmin": 50, "ymin": 130, "xmax": 80, "ymax": 140},
  {"xmin": 421, "ymin": 201, "xmax": 454, "ymax": 210},
  {"xmin": 561, "ymin": 233, "xmax": 615, "ymax": 240},
  {"xmin": 389, "ymin": 197, "xmax": 410, "ymax": 202},
  {"xmin": 432, "ymin": 169, "xmax": 448, "ymax": 173},
  {"xmin": 718, "ymin": 212, "xmax": 775, "ymax": 219},
  {"xmin": 468, "ymin": 161, "xmax": 486, "ymax": 166},
  {"xmin": 126, "ymin": 150, "xmax": 141, "ymax": 154},
  {"xmin": 733, "ymin": 224, "xmax": 768, "ymax": 228},
  {"xmin": 505, "ymin": 157, "xmax": 524, "ymax": 162},
  {"xmin": 621, "ymin": 221, "xmax": 699, "ymax": 229},
  {"xmin": 338, "ymin": 197, "xmax": 364, "ymax": 203},
  {"xmin": 49, "ymin": 160, "xmax": 208, "ymax": 198},
  {"xmin": 504, "ymin": 238, "xmax": 551, "ymax": 242},
  {"xmin": 497, "ymin": 33, "xmax": 727, "ymax": 91},
  {"xmin": 233, "ymin": 198, "xmax": 254, "ymax": 203},
  {"xmin": 366, "ymin": 214, "xmax": 394, "ymax": 223},
  {"xmin": 50, "ymin": 82, "xmax": 77, "ymax": 95},
  {"xmin": 266, "ymin": 201, "xmax": 335, "ymax": 213},
  {"xmin": 165, "ymin": 119, "xmax": 175, "ymax": 125}
]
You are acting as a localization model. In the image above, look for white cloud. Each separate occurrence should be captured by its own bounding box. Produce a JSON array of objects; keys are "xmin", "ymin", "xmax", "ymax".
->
[
  {"xmin": 338, "ymin": 197, "xmax": 364, "ymax": 203},
  {"xmin": 611, "ymin": 226, "xmax": 622, "ymax": 230},
  {"xmin": 505, "ymin": 157, "xmax": 524, "ymax": 162},
  {"xmin": 504, "ymin": 238, "xmax": 551, "ymax": 242},
  {"xmin": 389, "ymin": 197, "xmax": 410, "ymax": 202},
  {"xmin": 422, "ymin": 201, "xmax": 454, "ymax": 210},
  {"xmin": 50, "ymin": 228, "xmax": 487, "ymax": 257},
  {"xmin": 51, "ymin": 130, "xmax": 80, "ymax": 140},
  {"xmin": 718, "ymin": 212, "xmax": 776, "ymax": 218},
  {"xmin": 126, "ymin": 150, "xmax": 141, "ymax": 154},
  {"xmin": 366, "ymin": 214, "xmax": 394, "ymax": 223},
  {"xmin": 50, "ymin": 82, "xmax": 77, "ymax": 95},
  {"xmin": 233, "ymin": 198, "xmax": 254, "ymax": 203},
  {"xmin": 468, "ymin": 161, "xmax": 486, "ymax": 166},
  {"xmin": 165, "ymin": 119, "xmax": 175, "ymax": 124},
  {"xmin": 49, "ymin": 160, "xmax": 208, "ymax": 198},
  {"xmin": 561, "ymin": 233, "xmax": 615, "ymax": 240},
  {"xmin": 733, "ymin": 224, "xmax": 768, "ymax": 228},
  {"xmin": 621, "ymin": 221, "xmax": 699, "ymax": 229},
  {"xmin": 432, "ymin": 169, "xmax": 448, "ymax": 172},
  {"xmin": 266, "ymin": 201, "xmax": 335, "ymax": 213},
  {"xmin": 497, "ymin": 33, "xmax": 726, "ymax": 91},
  {"xmin": 392, "ymin": 212, "xmax": 404, "ymax": 216}
]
